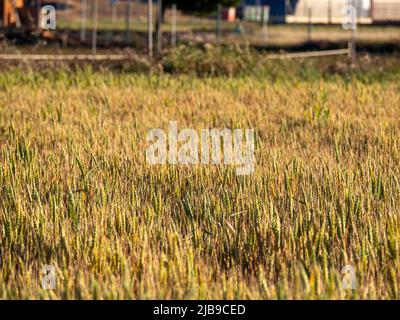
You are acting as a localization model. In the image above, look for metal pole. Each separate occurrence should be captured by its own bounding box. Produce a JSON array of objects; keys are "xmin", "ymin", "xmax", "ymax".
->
[
  {"xmin": 112, "ymin": 1, "xmax": 117, "ymax": 24},
  {"xmin": 370, "ymin": 0, "xmax": 374, "ymax": 22},
  {"xmin": 307, "ymin": 8, "xmax": 312, "ymax": 42},
  {"xmin": 135, "ymin": 0, "xmax": 140, "ymax": 32},
  {"xmin": 328, "ymin": 0, "xmax": 332, "ymax": 24},
  {"xmin": 171, "ymin": 3, "xmax": 177, "ymax": 47},
  {"xmin": 35, "ymin": 0, "xmax": 40, "ymax": 31},
  {"xmin": 347, "ymin": 2, "xmax": 357, "ymax": 65},
  {"xmin": 148, "ymin": 0, "xmax": 153, "ymax": 58},
  {"xmin": 156, "ymin": 0, "xmax": 163, "ymax": 55},
  {"xmin": 261, "ymin": 6, "xmax": 266, "ymax": 28},
  {"xmin": 216, "ymin": 4, "xmax": 222, "ymax": 46},
  {"xmin": 351, "ymin": 19, "xmax": 357, "ymax": 65},
  {"xmin": 356, "ymin": 0, "xmax": 360, "ymax": 25},
  {"xmin": 261, "ymin": 6, "xmax": 268, "ymax": 41},
  {"xmin": 66, "ymin": 0, "xmax": 70, "ymax": 26},
  {"xmin": 81, "ymin": 0, "xmax": 87, "ymax": 43},
  {"xmin": 92, "ymin": 0, "xmax": 98, "ymax": 55},
  {"xmin": 126, "ymin": 0, "xmax": 132, "ymax": 44},
  {"xmin": 260, "ymin": 4, "xmax": 264, "ymax": 27}
]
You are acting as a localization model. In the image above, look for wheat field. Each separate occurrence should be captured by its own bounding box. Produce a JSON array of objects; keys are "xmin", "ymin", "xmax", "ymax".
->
[{"xmin": 0, "ymin": 57, "xmax": 399, "ymax": 299}]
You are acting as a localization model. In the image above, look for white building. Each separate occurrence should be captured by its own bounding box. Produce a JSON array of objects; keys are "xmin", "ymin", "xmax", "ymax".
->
[
  {"xmin": 372, "ymin": 0, "xmax": 400, "ymax": 22},
  {"xmin": 284, "ymin": 0, "xmax": 400, "ymax": 24}
]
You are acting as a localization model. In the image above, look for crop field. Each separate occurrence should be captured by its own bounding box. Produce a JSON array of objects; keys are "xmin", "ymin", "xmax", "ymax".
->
[{"xmin": 0, "ymin": 52, "xmax": 400, "ymax": 299}]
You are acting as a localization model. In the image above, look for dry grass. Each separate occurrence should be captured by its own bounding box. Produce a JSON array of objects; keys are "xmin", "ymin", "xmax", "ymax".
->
[{"xmin": 0, "ymin": 58, "xmax": 400, "ymax": 299}]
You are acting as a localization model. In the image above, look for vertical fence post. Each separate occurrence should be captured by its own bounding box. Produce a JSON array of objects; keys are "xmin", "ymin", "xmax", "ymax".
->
[
  {"xmin": 112, "ymin": 0, "xmax": 117, "ymax": 24},
  {"xmin": 92, "ymin": 0, "xmax": 98, "ymax": 55},
  {"xmin": 261, "ymin": 6, "xmax": 269, "ymax": 41},
  {"xmin": 328, "ymin": 0, "xmax": 332, "ymax": 24},
  {"xmin": 171, "ymin": 3, "xmax": 177, "ymax": 47},
  {"xmin": 356, "ymin": 0, "xmax": 360, "ymax": 25},
  {"xmin": 351, "ymin": 17, "xmax": 357, "ymax": 65},
  {"xmin": 66, "ymin": 0, "xmax": 70, "ymax": 24},
  {"xmin": 148, "ymin": 0, "xmax": 153, "ymax": 58},
  {"xmin": 216, "ymin": 3, "xmax": 222, "ymax": 46},
  {"xmin": 156, "ymin": 0, "xmax": 163, "ymax": 56},
  {"xmin": 81, "ymin": 0, "xmax": 87, "ymax": 43},
  {"xmin": 347, "ymin": 3, "xmax": 357, "ymax": 65},
  {"xmin": 126, "ymin": 0, "xmax": 132, "ymax": 44},
  {"xmin": 35, "ymin": 0, "xmax": 40, "ymax": 31},
  {"xmin": 261, "ymin": 6, "xmax": 267, "ymax": 28},
  {"xmin": 307, "ymin": 8, "xmax": 312, "ymax": 42},
  {"xmin": 135, "ymin": 0, "xmax": 140, "ymax": 33}
]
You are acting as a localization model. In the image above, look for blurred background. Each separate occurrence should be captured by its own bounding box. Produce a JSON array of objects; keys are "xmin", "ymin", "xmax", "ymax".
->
[{"xmin": 0, "ymin": 0, "xmax": 399, "ymax": 54}]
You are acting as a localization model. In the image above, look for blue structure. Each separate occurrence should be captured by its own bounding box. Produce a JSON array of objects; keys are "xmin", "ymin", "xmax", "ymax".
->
[{"xmin": 239, "ymin": 0, "xmax": 300, "ymax": 23}]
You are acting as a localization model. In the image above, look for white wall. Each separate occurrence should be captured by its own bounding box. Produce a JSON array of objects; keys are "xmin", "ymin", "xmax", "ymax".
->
[
  {"xmin": 372, "ymin": 0, "xmax": 400, "ymax": 21},
  {"xmin": 287, "ymin": 0, "xmax": 373, "ymax": 23}
]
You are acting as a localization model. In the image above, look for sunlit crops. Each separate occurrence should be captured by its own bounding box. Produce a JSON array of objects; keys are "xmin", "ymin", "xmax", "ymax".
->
[{"xmin": 0, "ymin": 59, "xmax": 399, "ymax": 299}]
